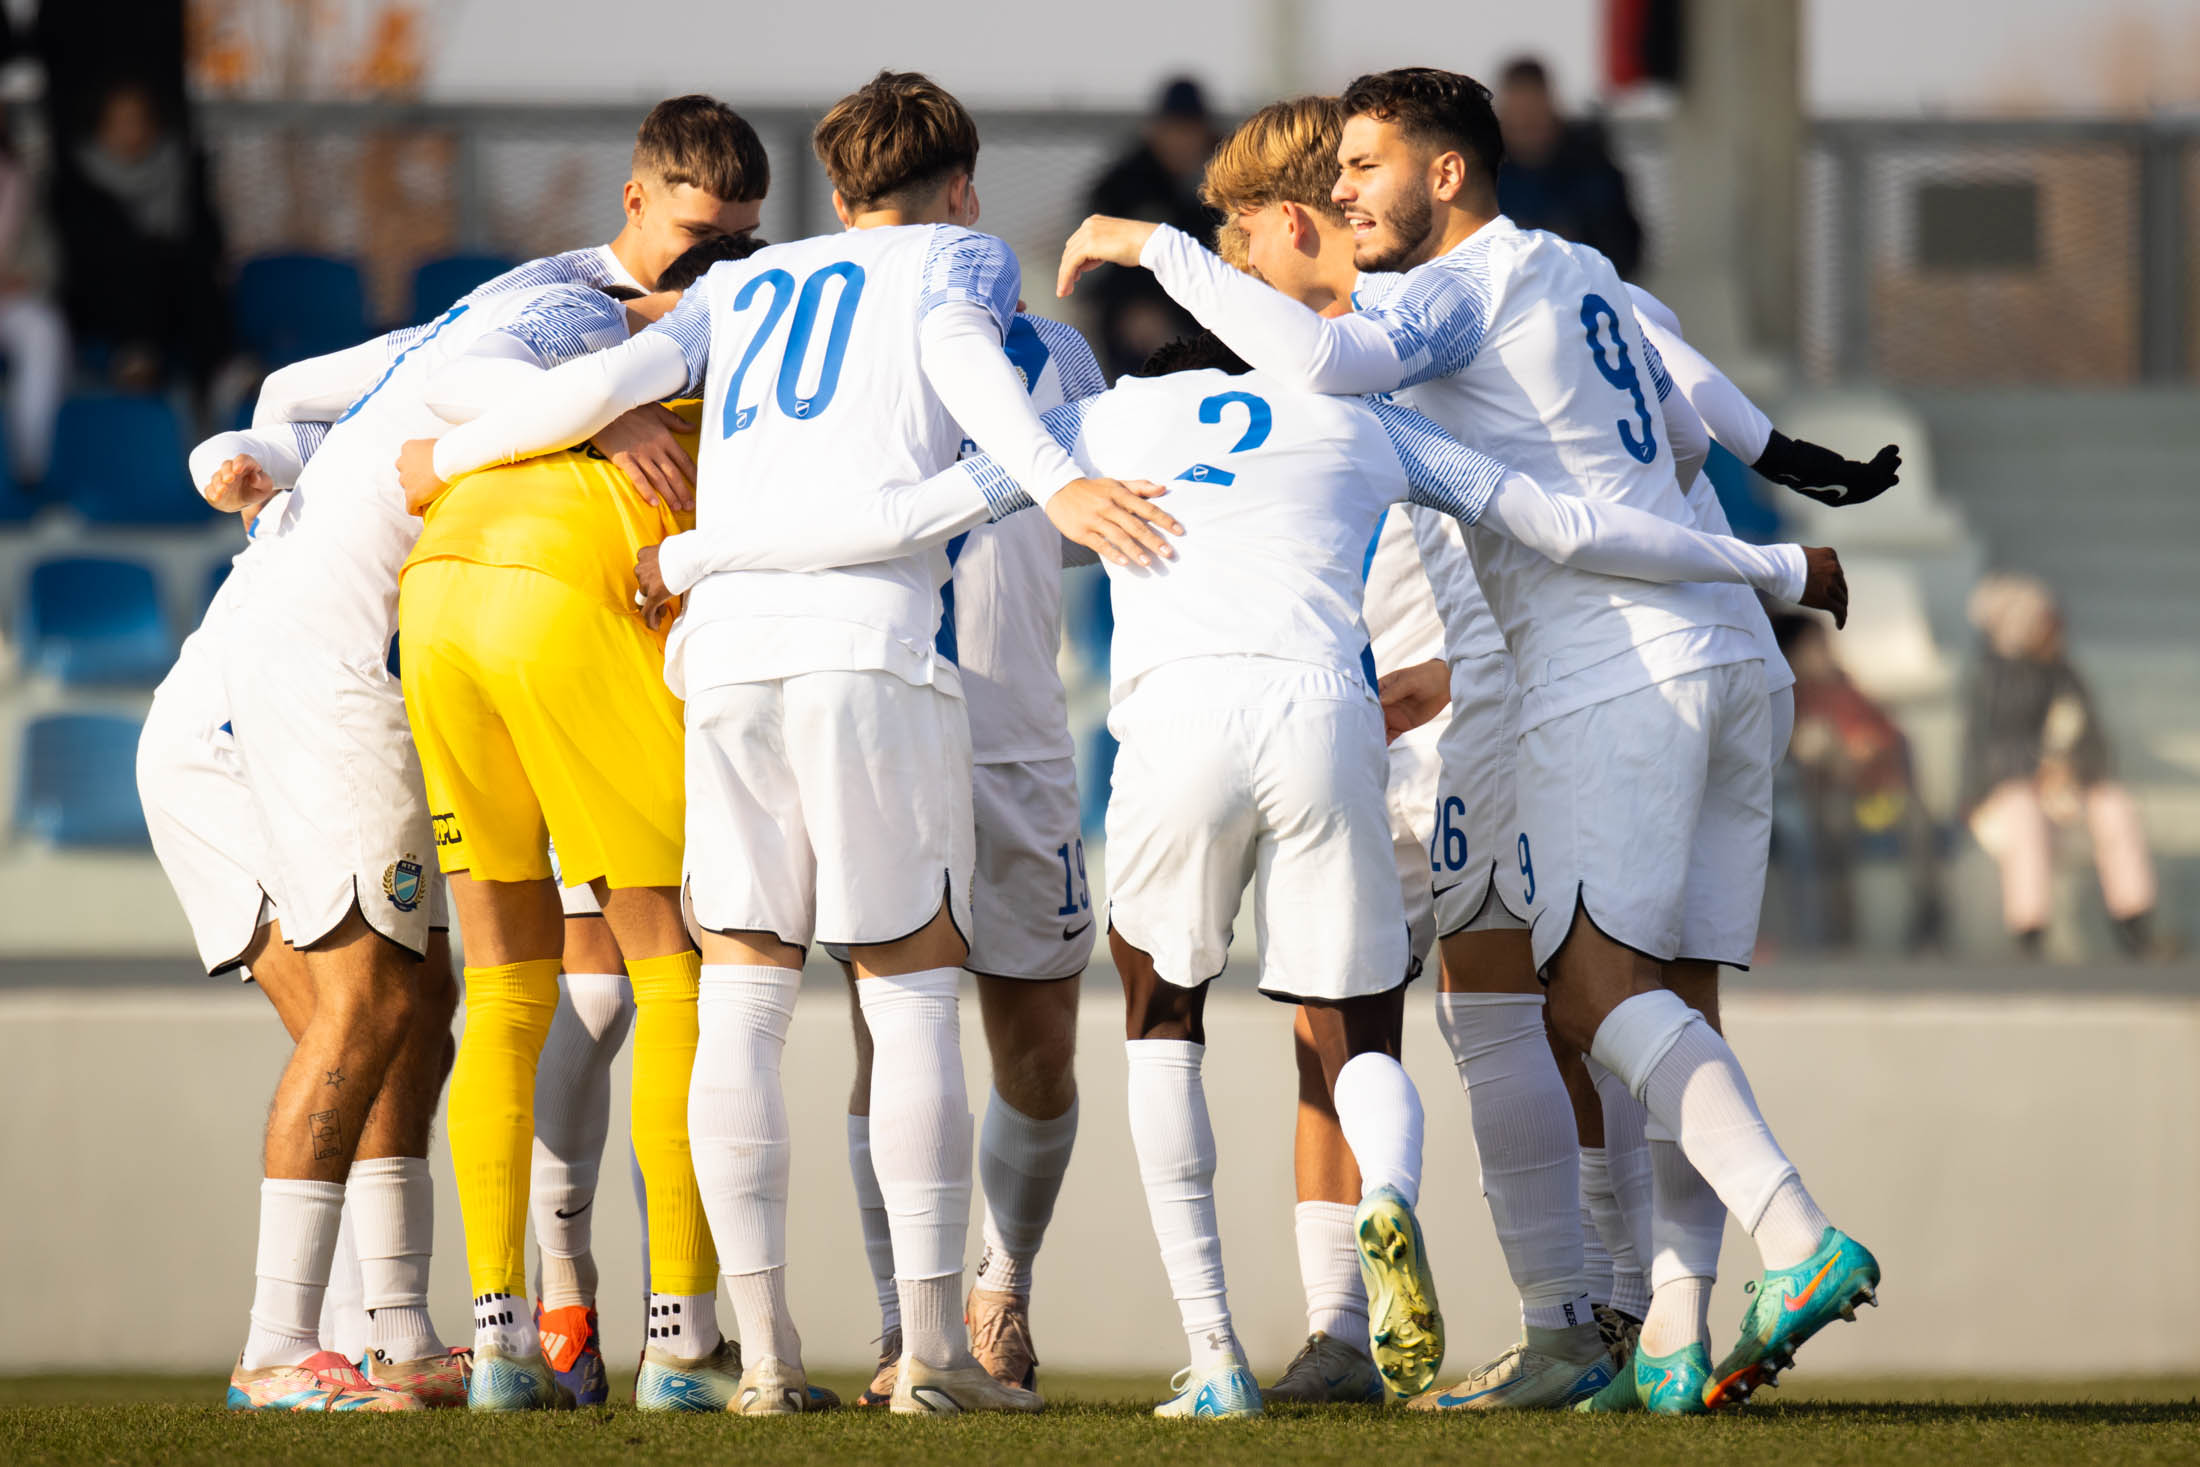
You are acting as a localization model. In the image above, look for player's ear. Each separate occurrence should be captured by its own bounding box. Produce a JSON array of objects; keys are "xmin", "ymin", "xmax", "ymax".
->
[
  {"xmin": 1429, "ymin": 149, "xmax": 1467, "ymax": 205},
  {"xmin": 831, "ymin": 189, "xmax": 854, "ymax": 228},
  {"xmin": 622, "ymin": 177, "xmax": 647, "ymax": 222}
]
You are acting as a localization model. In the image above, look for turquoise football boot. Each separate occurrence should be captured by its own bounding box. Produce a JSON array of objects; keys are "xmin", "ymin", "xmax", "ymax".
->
[
  {"xmin": 467, "ymin": 1344, "xmax": 574, "ymax": 1412},
  {"xmin": 1574, "ymin": 1341, "xmax": 1710, "ymax": 1415},
  {"xmin": 1706, "ymin": 1227, "xmax": 1881, "ymax": 1409},
  {"xmin": 1155, "ymin": 1358, "xmax": 1264, "ymax": 1419}
]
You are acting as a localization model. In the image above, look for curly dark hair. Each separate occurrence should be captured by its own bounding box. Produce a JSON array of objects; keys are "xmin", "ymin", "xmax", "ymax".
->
[
  {"xmin": 1132, "ymin": 329, "xmax": 1251, "ymax": 379},
  {"xmin": 1340, "ymin": 67, "xmax": 1505, "ymax": 184}
]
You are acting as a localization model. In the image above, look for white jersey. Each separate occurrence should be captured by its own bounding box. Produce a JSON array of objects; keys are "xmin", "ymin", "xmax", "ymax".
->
[
  {"xmin": 1013, "ymin": 368, "xmax": 1502, "ymax": 702},
  {"xmin": 946, "ymin": 313, "xmax": 1106, "ymax": 764},
  {"xmin": 645, "ymin": 224, "xmax": 1023, "ymax": 699},
  {"xmin": 1356, "ymin": 219, "xmax": 1757, "ymax": 728},
  {"xmin": 1625, "ymin": 284, "xmax": 1794, "ymax": 697},
  {"xmin": 1363, "ymin": 505, "xmax": 1446, "ymax": 679}
]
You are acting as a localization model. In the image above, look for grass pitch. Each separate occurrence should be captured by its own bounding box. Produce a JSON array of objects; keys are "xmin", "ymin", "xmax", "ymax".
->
[{"xmin": 5, "ymin": 1373, "xmax": 2198, "ymax": 1467}]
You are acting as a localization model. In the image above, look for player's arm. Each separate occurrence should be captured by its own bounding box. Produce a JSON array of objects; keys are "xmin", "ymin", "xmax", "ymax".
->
[
  {"xmin": 187, "ymin": 422, "xmax": 329, "ymax": 516},
  {"xmin": 647, "ymin": 398, "xmax": 1176, "ymax": 594},
  {"xmin": 398, "ymin": 298, "xmax": 701, "ymax": 508},
  {"xmin": 1370, "ymin": 400, "xmax": 1848, "ymax": 626},
  {"xmin": 1644, "ymin": 337, "xmax": 1711, "ymax": 492},
  {"xmin": 1628, "ymin": 285, "xmax": 1899, "ymax": 507},
  {"xmin": 250, "ymin": 332, "xmax": 409, "ymax": 427},
  {"xmin": 1060, "ymin": 220, "xmax": 1480, "ymax": 394}
]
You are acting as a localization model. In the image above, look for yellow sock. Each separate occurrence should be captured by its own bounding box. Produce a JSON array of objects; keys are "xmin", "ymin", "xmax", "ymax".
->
[
  {"xmin": 447, "ymin": 958, "xmax": 561, "ymax": 1300},
  {"xmin": 628, "ymin": 949, "xmax": 718, "ymax": 1295}
]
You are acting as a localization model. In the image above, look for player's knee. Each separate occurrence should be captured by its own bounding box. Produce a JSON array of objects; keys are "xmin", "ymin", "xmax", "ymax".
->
[{"xmin": 1541, "ymin": 971, "xmax": 1602, "ymax": 1053}]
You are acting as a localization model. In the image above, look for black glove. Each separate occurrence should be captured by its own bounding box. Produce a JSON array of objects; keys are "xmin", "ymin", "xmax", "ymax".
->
[{"xmin": 1753, "ymin": 430, "xmax": 1902, "ymax": 508}]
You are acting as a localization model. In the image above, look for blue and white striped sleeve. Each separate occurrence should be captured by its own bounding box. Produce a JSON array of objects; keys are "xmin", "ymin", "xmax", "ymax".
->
[
  {"xmin": 461, "ymin": 248, "xmax": 617, "ymax": 303},
  {"xmin": 919, "ymin": 228, "xmax": 1021, "ymax": 340},
  {"xmin": 639, "ymin": 287, "xmax": 715, "ymax": 397},
  {"xmin": 965, "ymin": 399, "xmax": 1094, "ymax": 519},
  {"xmin": 1642, "ymin": 336, "xmax": 1674, "ymax": 402},
  {"xmin": 483, "ymin": 289, "xmax": 631, "ymax": 368},
  {"xmin": 1367, "ymin": 251, "xmax": 1498, "ymax": 389},
  {"xmin": 1367, "ymin": 399, "xmax": 1508, "ymax": 525},
  {"xmin": 1029, "ymin": 315, "xmax": 1109, "ymax": 402}
]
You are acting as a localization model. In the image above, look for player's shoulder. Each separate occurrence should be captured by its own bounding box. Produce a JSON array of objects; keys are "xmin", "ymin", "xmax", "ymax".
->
[
  {"xmin": 469, "ymin": 246, "xmax": 619, "ymax": 300},
  {"xmin": 1014, "ymin": 313, "xmax": 1105, "ymax": 400}
]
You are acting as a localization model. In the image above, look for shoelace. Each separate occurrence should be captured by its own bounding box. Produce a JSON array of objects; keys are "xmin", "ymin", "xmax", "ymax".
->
[{"xmin": 970, "ymin": 1305, "xmax": 1035, "ymax": 1371}]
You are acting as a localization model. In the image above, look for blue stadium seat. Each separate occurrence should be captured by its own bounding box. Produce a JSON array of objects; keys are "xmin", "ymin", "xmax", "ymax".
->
[
  {"xmin": 234, "ymin": 253, "xmax": 368, "ymax": 367},
  {"xmin": 410, "ymin": 253, "xmax": 516, "ymax": 324},
  {"xmin": 19, "ymin": 556, "xmax": 173, "ymax": 685},
  {"xmin": 1080, "ymin": 726, "xmax": 1118, "ymax": 842},
  {"xmin": 14, "ymin": 712, "xmax": 151, "ymax": 848},
  {"xmin": 46, "ymin": 395, "xmax": 210, "ymax": 525},
  {"xmin": 0, "ymin": 412, "xmax": 32, "ymax": 522}
]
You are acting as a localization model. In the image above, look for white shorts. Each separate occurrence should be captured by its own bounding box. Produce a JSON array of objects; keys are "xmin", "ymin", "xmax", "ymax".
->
[
  {"xmin": 683, "ymin": 670, "xmax": 975, "ymax": 951},
  {"xmin": 1104, "ymin": 658, "xmax": 1406, "ymax": 1004},
  {"xmin": 1385, "ymin": 727, "xmax": 1443, "ymax": 980},
  {"xmin": 218, "ymin": 499, "xmax": 440, "ymax": 956},
  {"xmin": 1516, "ymin": 660, "xmax": 1772, "ymax": 972},
  {"xmin": 548, "ymin": 842, "xmax": 602, "ymax": 918},
  {"xmin": 969, "ymin": 757, "xmax": 1092, "ymax": 981},
  {"xmin": 1431, "ymin": 650, "xmax": 1531, "ymax": 937}
]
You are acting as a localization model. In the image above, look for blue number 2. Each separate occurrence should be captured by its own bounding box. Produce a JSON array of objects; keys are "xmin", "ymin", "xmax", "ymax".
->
[
  {"xmin": 721, "ymin": 262, "xmax": 867, "ymax": 436},
  {"xmin": 1178, "ymin": 389, "xmax": 1273, "ymax": 485},
  {"xmin": 1578, "ymin": 293, "xmax": 1657, "ymax": 465}
]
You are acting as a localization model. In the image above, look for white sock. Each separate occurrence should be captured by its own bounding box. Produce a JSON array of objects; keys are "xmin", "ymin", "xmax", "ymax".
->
[
  {"xmin": 472, "ymin": 1290, "xmax": 536, "ymax": 1357},
  {"xmin": 977, "ymin": 1087, "xmax": 1079, "ymax": 1300},
  {"xmin": 1577, "ymin": 1149, "xmax": 1615, "ymax": 1309},
  {"xmin": 1293, "ymin": 1200, "xmax": 1370, "ymax": 1353},
  {"xmin": 242, "ymin": 1178, "xmax": 345, "ymax": 1369},
  {"xmin": 1124, "ymin": 1040, "xmax": 1238, "ymax": 1371},
  {"xmin": 645, "ymin": 1291, "xmax": 722, "ymax": 1358},
  {"xmin": 1640, "ymin": 1125, "xmax": 1726, "ymax": 1355},
  {"xmin": 1585, "ymin": 1054, "xmax": 1655, "ymax": 1319},
  {"xmin": 318, "ymin": 1201, "xmax": 370, "ymax": 1359},
  {"xmin": 1332, "ymin": 1051, "xmax": 1424, "ymax": 1207},
  {"xmin": 846, "ymin": 1115, "xmax": 902, "ymax": 1335},
  {"xmin": 1755, "ymin": 1174, "xmax": 1833, "ymax": 1267},
  {"xmin": 531, "ymin": 972, "xmax": 632, "ymax": 1310},
  {"xmin": 689, "ymin": 965, "xmax": 800, "ymax": 1364},
  {"xmin": 1434, "ymin": 993, "xmax": 1590, "ymax": 1330},
  {"xmin": 348, "ymin": 1156, "xmax": 444, "ymax": 1365},
  {"xmin": 857, "ymin": 968, "xmax": 975, "ymax": 1370},
  {"xmin": 1592, "ymin": 990, "xmax": 1826, "ymax": 1269}
]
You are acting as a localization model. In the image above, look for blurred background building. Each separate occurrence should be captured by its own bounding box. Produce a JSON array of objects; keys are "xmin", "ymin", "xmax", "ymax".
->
[{"xmin": 3, "ymin": 0, "xmax": 2200, "ymax": 1377}]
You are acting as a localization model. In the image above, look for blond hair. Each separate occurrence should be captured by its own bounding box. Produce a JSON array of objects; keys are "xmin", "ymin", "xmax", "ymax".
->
[{"xmin": 1200, "ymin": 95, "xmax": 1346, "ymax": 224}]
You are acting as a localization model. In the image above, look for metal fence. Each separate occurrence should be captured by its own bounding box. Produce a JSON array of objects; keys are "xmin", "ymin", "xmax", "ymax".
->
[{"xmin": 195, "ymin": 101, "xmax": 2200, "ymax": 386}]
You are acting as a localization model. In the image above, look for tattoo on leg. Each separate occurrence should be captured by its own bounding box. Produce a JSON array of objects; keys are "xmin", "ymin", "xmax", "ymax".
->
[
  {"xmin": 310, "ymin": 1108, "xmax": 341, "ymax": 1161},
  {"xmin": 324, "ymin": 1068, "xmax": 345, "ymax": 1090}
]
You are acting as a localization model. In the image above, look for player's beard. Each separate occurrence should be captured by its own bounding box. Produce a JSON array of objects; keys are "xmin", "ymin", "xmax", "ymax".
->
[{"xmin": 1354, "ymin": 184, "xmax": 1435, "ymax": 274}]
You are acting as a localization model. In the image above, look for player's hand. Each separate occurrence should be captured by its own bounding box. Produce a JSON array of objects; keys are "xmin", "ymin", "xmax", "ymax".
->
[
  {"xmin": 1042, "ymin": 477, "xmax": 1180, "ymax": 568},
  {"xmin": 1057, "ymin": 216, "xmax": 1161, "ymax": 298},
  {"xmin": 1790, "ymin": 444, "xmax": 1902, "ymax": 509},
  {"xmin": 634, "ymin": 543, "xmax": 676, "ymax": 630},
  {"xmin": 593, "ymin": 403, "xmax": 696, "ymax": 512},
  {"xmin": 202, "ymin": 453, "xmax": 276, "ymax": 515},
  {"xmin": 396, "ymin": 438, "xmax": 445, "ymax": 515},
  {"xmin": 1799, "ymin": 546, "xmax": 1848, "ymax": 629},
  {"xmin": 1378, "ymin": 657, "xmax": 1451, "ymax": 744}
]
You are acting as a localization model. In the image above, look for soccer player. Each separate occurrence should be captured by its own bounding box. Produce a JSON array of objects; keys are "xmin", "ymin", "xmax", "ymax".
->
[
  {"xmin": 631, "ymin": 322, "xmax": 1838, "ymax": 1418},
  {"xmin": 412, "ymin": 70, "xmax": 1165, "ymax": 1416},
  {"xmin": 1059, "ymin": 66, "xmax": 1881, "ymax": 1415},
  {"xmin": 394, "ymin": 235, "xmax": 762, "ymax": 1412}
]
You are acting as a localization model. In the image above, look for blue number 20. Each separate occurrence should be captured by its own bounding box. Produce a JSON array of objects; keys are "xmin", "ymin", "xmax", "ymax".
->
[
  {"xmin": 1578, "ymin": 293, "xmax": 1657, "ymax": 465},
  {"xmin": 722, "ymin": 262, "xmax": 867, "ymax": 436}
]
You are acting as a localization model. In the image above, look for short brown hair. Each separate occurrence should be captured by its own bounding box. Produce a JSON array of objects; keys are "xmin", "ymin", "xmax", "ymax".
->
[
  {"xmin": 1200, "ymin": 95, "xmax": 1346, "ymax": 225},
  {"xmin": 633, "ymin": 94, "xmax": 770, "ymax": 203},
  {"xmin": 813, "ymin": 71, "xmax": 979, "ymax": 212},
  {"xmin": 1340, "ymin": 68, "xmax": 1504, "ymax": 183}
]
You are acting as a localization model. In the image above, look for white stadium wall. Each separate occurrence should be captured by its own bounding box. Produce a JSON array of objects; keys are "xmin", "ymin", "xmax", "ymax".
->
[{"xmin": 5, "ymin": 983, "xmax": 2197, "ymax": 1377}]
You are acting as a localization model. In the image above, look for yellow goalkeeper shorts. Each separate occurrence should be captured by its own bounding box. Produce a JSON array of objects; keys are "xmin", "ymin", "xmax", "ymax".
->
[{"xmin": 399, "ymin": 559, "xmax": 684, "ymax": 891}]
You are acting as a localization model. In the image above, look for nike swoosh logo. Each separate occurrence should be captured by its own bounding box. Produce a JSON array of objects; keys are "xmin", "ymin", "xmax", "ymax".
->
[
  {"xmin": 1783, "ymin": 1256, "xmax": 1840, "ymax": 1313},
  {"xmin": 1062, "ymin": 921, "xmax": 1092, "ymax": 941},
  {"xmin": 553, "ymin": 1201, "xmax": 592, "ymax": 1219},
  {"xmin": 1434, "ymin": 1378, "xmax": 1519, "ymax": 1406},
  {"xmin": 1430, "ymin": 883, "xmax": 1461, "ymax": 897}
]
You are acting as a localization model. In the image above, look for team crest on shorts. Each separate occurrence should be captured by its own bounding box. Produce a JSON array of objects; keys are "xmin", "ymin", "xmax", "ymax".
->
[{"xmin": 383, "ymin": 855, "xmax": 425, "ymax": 913}]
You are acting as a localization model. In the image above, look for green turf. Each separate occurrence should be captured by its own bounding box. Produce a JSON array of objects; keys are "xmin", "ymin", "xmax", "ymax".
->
[{"xmin": 4, "ymin": 1375, "xmax": 2198, "ymax": 1467}]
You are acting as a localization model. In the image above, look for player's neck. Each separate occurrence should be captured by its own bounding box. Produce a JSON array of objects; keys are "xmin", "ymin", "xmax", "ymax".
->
[
  {"xmin": 1410, "ymin": 201, "xmax": 1498, "ymax": 270},
  {"xmin": 605, "ymin": 227, "xmax": 653, "ymax": 291},
  {"xmin": 844, "ymin": 206, "xmax": 945, "ymax": 230}
]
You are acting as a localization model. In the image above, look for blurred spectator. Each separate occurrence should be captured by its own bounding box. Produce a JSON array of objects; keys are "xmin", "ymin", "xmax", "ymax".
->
[
  {"xmin": 1083, "ymin": 76, "xmax": 1222, "ymax": 377},
  {"xmin": 1960, "ymin": 575, "xmax": 2166, "ymax": 958},
  {"xmin": 0, "ymin": 113, "xmax": 67, "ymax": 487},
  {"xmin": 1494, "ymin": 57, "xmax": 1643, "ymax": 279},
  {"xmin": 1774, "ymin": 614, "xmax": 1946, "ymax": 953},
  {"xmin": 54, "ymin": 79, "xmax": 227, "ymax": 395}
]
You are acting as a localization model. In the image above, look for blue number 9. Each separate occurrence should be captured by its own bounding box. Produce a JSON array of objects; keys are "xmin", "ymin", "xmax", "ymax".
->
[
  {"xmin": 1517, "ymin": 832, "xmax": 1537, "ymax": 906},
  {"xmin": 1579, "ymin": 293, "xmax": 1657, "ymax": 465}
]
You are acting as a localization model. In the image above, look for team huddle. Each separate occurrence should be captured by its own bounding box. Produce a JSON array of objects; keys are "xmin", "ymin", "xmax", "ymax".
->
[{"xmin": 139, "ymin": 67, "xmax": 1898, "ymax": 1420}]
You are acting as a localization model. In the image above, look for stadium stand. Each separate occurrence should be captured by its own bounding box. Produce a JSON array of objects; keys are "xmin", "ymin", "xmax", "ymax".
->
[
  {"xmin": 232, "ymin": 253, "xmax": 369, "ymax": 367},
  {"xmin": 409, "ymin": 253, "xmax": 518, "ymax": 329},
  {"xmin": 13, "ymin": 712, "xmax": 150, "ymax": 848},
  {"xmin": 46, "ymin": 395, "xmax": 212, "ymax": 526},
  {"xmin": 19, "ymin": 556, "xmax": 172, "ymax": 686}
]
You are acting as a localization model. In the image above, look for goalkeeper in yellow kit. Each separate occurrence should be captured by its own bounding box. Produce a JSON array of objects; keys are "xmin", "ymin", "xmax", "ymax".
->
[{"xmin": 395, "ymin": 234, "xmax": 761, "ymax": 1413}]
